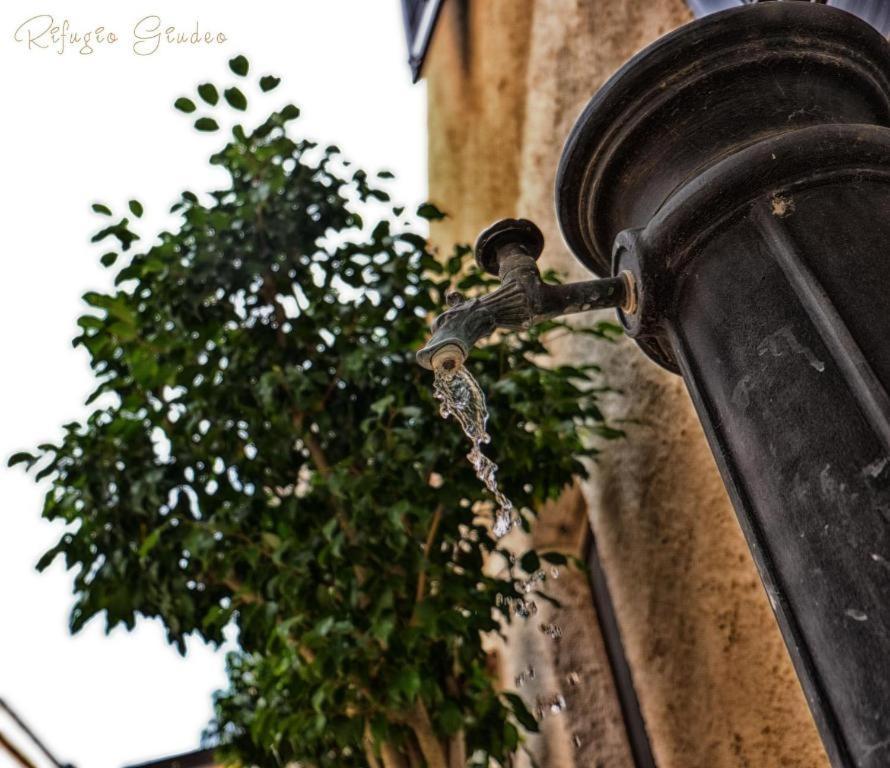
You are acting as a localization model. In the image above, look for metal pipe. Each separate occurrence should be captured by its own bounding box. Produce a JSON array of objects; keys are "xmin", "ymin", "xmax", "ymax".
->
[{"xmin": 416, "ymin": 219, "xmax": 632, "ymax": 370}]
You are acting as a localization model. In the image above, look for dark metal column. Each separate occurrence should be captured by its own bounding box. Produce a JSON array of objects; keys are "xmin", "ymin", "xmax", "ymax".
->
[{"xmin": 555, "ymin": 4, "xmax": 890, "ymax": 766}]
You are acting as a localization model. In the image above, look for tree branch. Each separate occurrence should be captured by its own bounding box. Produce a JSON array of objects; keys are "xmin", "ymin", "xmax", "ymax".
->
[
  {"xmin": 293, "ymin": 412, "xmax": 358, "ymax": 547},
  {"xmin": 415, "ymin": 504, "xmax": 443, "ymax": 606},
  {"xmin": 222, "ymin": 577, "xmax": 262, "ymax": 605},
  {"xmin": 448, "ymin": 730, "xmax": 466, "ymax": 768},
  {"xmin": 301, "ymin": 426, "xmax": 331, "ymax": 475},
  {"xmin": 380, "ymin": 742, "xmax": 409, "ymax": 768},
  {"xmin": 363, "ymin": 721, "xmax": 383, "ymax": 768},
  {"xmin": 405, "ymin": 734, "xmax": 424, "ymax": 768},
  {"xmin": 444, "ymin": 676, "xmax": 466, "ymax": 768},
  {"xmin": 406, "ymin": 698, "xmax": 448, "ymax": 768}
]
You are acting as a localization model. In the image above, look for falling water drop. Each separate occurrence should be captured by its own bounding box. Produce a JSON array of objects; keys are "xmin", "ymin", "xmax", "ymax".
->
[
  {"xmin": 535, "ymin": 693, "xmax": 567, "ymax": 720},
  {"xmin": 514, "ymin": 665, "xmax": 536, "ymax": 688},
  {"xmin": 518, "ymin": 569, "xmax": 546, "ymax": 594},
  {"xmin": 540, "ymin": 622, "xmax": 562, "ymax": 640},
  {"xmin": 512, "ymin": 597, "xmax": 538, "ymax": 618},
  {"xmin": 493, "ymin": 510, "xmax": 513, "ymax": 538}
]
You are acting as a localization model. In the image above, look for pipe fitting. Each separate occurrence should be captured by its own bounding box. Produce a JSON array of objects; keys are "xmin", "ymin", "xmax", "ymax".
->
[{"xmin": 416, "ymin": 218, "xmax": 630, "ymax": 369}]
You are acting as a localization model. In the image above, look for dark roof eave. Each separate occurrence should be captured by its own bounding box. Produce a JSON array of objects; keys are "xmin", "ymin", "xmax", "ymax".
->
[
  {"xmin": 122, "ymin": 747, "xmax": 217, "ymax": 768},
  {"xmin": 402, "ymin": 0, "xmax": 445, "ymax": 82}
]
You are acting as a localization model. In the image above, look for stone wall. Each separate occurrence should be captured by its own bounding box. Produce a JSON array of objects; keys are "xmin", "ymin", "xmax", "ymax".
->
[{"xmin": 424, "ymin": 2, "xmax": 829, "ymax": 766}]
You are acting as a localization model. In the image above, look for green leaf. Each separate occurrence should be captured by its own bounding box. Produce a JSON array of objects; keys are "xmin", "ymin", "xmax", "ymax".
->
[
  {"xmin": 197, "ymin": 83, "xmax": 219, "ymax": 105},
  {"xmin": 174, "ymin": 97, "xmax": 196, "ymax": 113},
  {"xmin": 371, "ymin": 617, "xmax": 394, "ymax": 644},
  {"xmin": 77, "ymin": 315, "xmax": 103, "ymax": 330},
  {"xmin": 504, "ymin": 693, "xmax": 539, "ymax": 733},
  {"xmin": 417, "ymin": 202, "xmax": 447, "ymax": 221},
  {"xmin": 7, "ymin": 451, "xmax": 37, "ymax": 468},
  {"xmin": 439, "ymin": 700, "xmax": 463, "ymax": 734},
  {"xmin": 100, "ymin": 252, "xmax": 118, "ymax": 267},
  {"xmin": 128, "ymin": 200, "xmax": 144, "ymax": 218},
  {"xmin": 139, "ymin": 527, "xmax": 163, "ymax": 558},
  {"xmin": 91, "ymin": 203, "xmax": 112, "ymax": 216},
  {"xmin": 321, "ymin": 518, "xmax": 338, "ymax": 541},
  {"xmin": 259, "ymin": 75, "xmax": 280, "ymax": 92},
  {"xmin": 313, "ymin": 616, "xmax": 334, "ymax": 637},
  {"xmin": 35, "ymin": 548, "xmax": 60, "ymax": 572},
  {"xmin": 194, "ymin": 117, "xmax": 219, "ymax": 132},
  {"xmin": 371, "ymin": 394, "xmax": 394, "ymax": 416},
  {"xmin": 279, "ymin": 104, "xmax": 300, "ymax": 121},
  {"xmin": 394, "ymin": 668, "xmax": 422, "ymax": 699},
  {"xmin": 224, "ymin": 87, "xmax": 247, "ymax": 111},
  {"xmin": 228, "ymin": 55, "xmax": 249, "ymax": 76},
  {"xmin": 108, "ymin": 321, "xmax": 137, "ymax": 341}
]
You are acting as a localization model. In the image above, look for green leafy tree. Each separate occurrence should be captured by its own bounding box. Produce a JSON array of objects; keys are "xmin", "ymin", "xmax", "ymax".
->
[{"xmin": 10, "ymin": 57, "xmax": 615, "ymax": 767}]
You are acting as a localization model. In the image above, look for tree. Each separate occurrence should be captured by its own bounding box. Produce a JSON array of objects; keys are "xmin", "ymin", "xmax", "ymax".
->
[{"xmin": 10, "ymin": 57, "xmax": 616, "ymax": 767}]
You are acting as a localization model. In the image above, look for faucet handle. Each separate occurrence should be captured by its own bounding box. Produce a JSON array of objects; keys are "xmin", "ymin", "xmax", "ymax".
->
[{"xmin": 474, "ymin": 218, "xmax": 545, "ymax": 276}]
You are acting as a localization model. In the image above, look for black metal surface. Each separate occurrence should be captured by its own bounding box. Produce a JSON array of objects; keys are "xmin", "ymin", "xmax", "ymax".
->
[
  {"xmin": 687, "ymin": 0, "xmax": 890, "ymax": 37},
  {"xmin": 556, "ymin": 1, "xmax": 890, "ymax": 280},
  {"xmin": 475, "ymin": 217, "xmax": 544, "ymax": 276},
  {"xmin": 555, "ymin": 3, "xmax": 890, "ymax": 766},
  {"xmin": 416, "ymin": 220, "xmax": 629, "ymax": 369},
  {"xmin": 400, "ymin": 0, "xmax": 445, "ymax": 82},
  {"xmin": 123, "ymin": 748, "xmax": 216, "ymax": 768}
]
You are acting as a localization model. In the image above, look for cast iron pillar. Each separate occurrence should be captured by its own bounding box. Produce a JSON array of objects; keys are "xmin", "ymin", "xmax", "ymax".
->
[{"xmin": 556, "ymin": 3, "xmax": 890, "ymax": 767}]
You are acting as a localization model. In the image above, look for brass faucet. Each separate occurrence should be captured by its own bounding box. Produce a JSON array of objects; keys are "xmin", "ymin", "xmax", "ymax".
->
[{"xmin": 416, "ymin": 219, "xmax": 635, "ymax": 370}]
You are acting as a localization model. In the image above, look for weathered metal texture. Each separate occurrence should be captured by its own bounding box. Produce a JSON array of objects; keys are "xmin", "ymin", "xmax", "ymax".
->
[
  {"xmin": 556, "ymin": 4, "xmax": 890, "ymax": 767},
  {"xmin": 416, "ymin": 219, "xmax": 629, "ymax": 369},
  {"xmin": 687, "ymin": 0, "xmax": 890, "ymax": 38}
]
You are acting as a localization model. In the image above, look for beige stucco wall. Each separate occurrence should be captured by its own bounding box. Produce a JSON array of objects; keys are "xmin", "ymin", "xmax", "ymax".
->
[{"xmin": 424, "ymin": 1, "xmax": 830, "ymax": 766}]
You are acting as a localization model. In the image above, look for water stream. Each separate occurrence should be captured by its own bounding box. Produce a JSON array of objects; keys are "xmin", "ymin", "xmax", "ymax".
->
[
  {"xmin": 433, "ymin": 363, "xmax": 515, "ymax": 539},
  {"xmin": 433, "ymin": 361, "xmax": 577, "ymax": 732}
]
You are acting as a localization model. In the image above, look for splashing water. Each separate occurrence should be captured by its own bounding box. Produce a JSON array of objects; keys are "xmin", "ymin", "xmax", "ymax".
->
[
  {"xmin": 539, "ymin": 622, "xmax": 562, "ymax": 640},
  {"xmin": 535, "ymin": 693, "xmax": 567, "ymax": 720},
  {"xmin": 514, "ymin": 664, "xmax": 536, "ymax": 688},
  {"xmin": 511, "ymin": 596, "xmax": 538, "ymax": 618},
  {"xmin": 434, "ymin": 364, "xmax": 515, "ymax": 538},
  {"xmin": 434, "ymin": 364, "xmax": 578, "ymax": 722},
  {"xmin": 518, "ymin": 569, "xmax": 546, "ymax": 594}
]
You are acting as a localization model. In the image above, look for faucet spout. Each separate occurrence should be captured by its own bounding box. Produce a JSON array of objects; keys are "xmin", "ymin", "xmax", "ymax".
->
[{"xmin": 416, "ymin": 219, "xmax": 634, "ymax": 370}]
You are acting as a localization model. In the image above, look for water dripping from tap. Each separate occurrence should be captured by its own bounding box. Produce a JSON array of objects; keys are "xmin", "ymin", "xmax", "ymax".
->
[{"xmin": 433, "ymin": 362, "xmax": 516, "ymax": 539}]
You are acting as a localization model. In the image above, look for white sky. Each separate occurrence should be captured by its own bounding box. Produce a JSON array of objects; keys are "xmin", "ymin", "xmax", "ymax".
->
[{"xmin": 0, "ymin": 2, "xmax": 426, "ymax": 767}]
